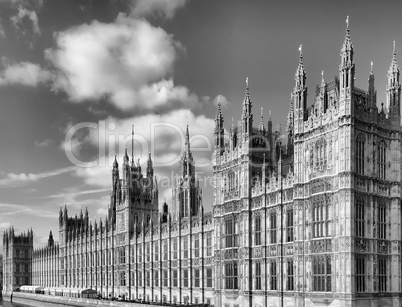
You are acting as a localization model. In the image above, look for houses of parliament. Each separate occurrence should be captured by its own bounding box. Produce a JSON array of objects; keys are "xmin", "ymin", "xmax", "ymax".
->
[{"xmin": 2, "ymin": 20, "xmax": 402, "ymax": 307}]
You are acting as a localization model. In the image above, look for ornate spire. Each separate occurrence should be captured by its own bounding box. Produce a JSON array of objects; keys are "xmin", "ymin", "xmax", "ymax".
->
[
  {"xmin": 296, "ymin": 44, "xmax": 305, "ymax": 77},
  {"xmin": 370, "ymin": 61, "xmax": 373, "ymax": 75},
  {"xmin": 386, "ymin": 41, "xmax": 400, "ymax": 114},
  {"xmin": 321, "ymin": 70, "xmax": 325, "ymax": 85},
  {"xmin": 341, "ymin": 15, "xmax": 353, "ymax": 58},
  {"xmin": 131, "ymin": 125, "xmax": 135, "ymax": 165},
  {"xmin": 215, "ymin": 95, "xmax": 224, "ymax": 124},
  {"xmin": 389, "ymin": 40, "xmax": 399, "ymax": 73},
  {"xmin": 295, "ymin": 45, "xmax": 306, "ymax": 93},
  {"xmin": 147, "ymin": 151, "xmax": 153, "ymax": 178},
  {"xmin": 185, "ymin": 121, "xmax": 190, "ymax": 152},
  {"xmin": 259, "ymin": 107, "xmax": 265, "ymax": 132},
  {"xmin": 242, "ymin": 77, "xmax": 252, "ymax": 116}
]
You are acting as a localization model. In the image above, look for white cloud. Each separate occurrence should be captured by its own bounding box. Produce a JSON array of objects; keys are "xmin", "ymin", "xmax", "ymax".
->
[
  {"xmin": 130, "ymin": 0, "xmax": 187, "ymax": 19},
  {"xmin": 45, "ymin": 14, "xmax": 193, "ymax": 111},
  {"xmin": 0, "ymin": 166, "xmax": 76, "ymax": 187},
  {"xmin": 0, "ymin": 61, "xmax": 52, "ymax": 86},
  {"xmin": 11, "ymin": 6, "xmax": 41, "ymax": 35}
]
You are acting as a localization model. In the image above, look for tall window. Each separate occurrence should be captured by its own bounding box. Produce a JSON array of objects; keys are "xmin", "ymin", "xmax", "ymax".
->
[
  {"xmin": 378, "ymin": 141, "xmax": 386, "ymax": 180},
  {"xmin": 225, "ymin": 262, "xmax": 238, "ymax": 289},
  {"xmin": 119, "ymin": 247, "xmax": 125, "ymax": 264},
  {"xmin": 255, "ymin": 262, "xmax": 262, "ymax": 290},
  {"xmin": 313, "ymin": 256, "xmax": 331, "ymax": 292},
  {"xmin": 173, "ymin": 238, "xmax": 178, "ymax": 260},
  {"xmin": 163, "ymin": 270, "xmax": 168, "ymax": 287},
  {"xmin": 378, "ymin": 204, "xmax": 386, "ymax": 239},
  {"xmin": 194, "ymin": 234, "xmax": 200, "ymax": 257},
  {"xmin": 312, "ymin": 198, "xmax": 331, "ymax": 238},
  {"xmin": 194, "ymin": 269, "xmax": 200, "ymax": 287},
  {"xmin": 356, "ymin": 134, "xmax": 365, "ymax": 175},
  {"xmin": 206, "ymin": 232, "xmax": 212, "ymax": 257},
  {"xmin": 270, "ymin": 212, "xmax": 277, "ymax": 244},
  {"xmin": 183, "ymin": 269, "xmax": 189, "ymax": 288},
  {"xmin": 270, "ymin": 261, "xmax": 277, "ymax": 290},
  {"xmin": 225, "ymin": 218, "xmax": 236, "ymax": 248},
  {"xmin": 137, "ymin": 271, "xmax": 142, "ymax": 287},
  {"xmin": 146, "ymin": 271, "xmax": 151, "ymax": 287},
  {"xmin": 355, "ymin": 198, "xmax": 365, "ymax": 237},
  {"xmin": 163, "ymin": 239, "xmax": 168, "ymax": 261},
  {"xmin": 355, "ymin": 255, "xmax": 365, "ymax": 292},
  {"xmin": 137, "ymin": 246, "xmax": 142, "ymax": 263},
  {"xmin": 154, "ymin": 242, "xmax": 159, "ymax": 262},
  {"xmin": 146, "ymin": 243, "xmax": 150, "ymax": 262},
  {"xmin": 287, "ymin": 209, "xmax": 294, "ymax": 242},
  {"xmin": 379, "ymin": 257, "xmax": 387, "ymax": 292},
  {"xmin": 315, "ymin": 139, "xmax": 327, "ymax": 168},
  {"xmin": 228, "ymin": 171, "xmax": 237, "ymax": 192},
  {"xmin": 287, "ymin": 260, "xmax": 294, "ymax": 290},
  {"xmin": 173, "ymin": 270, "xmax": 178, "ymax": 287},
  {"xmin": 255, "ymin": 216, "xmax": 261, "ymax": 246},
  {"xmin": 206, "ymin": 268, "xmax": 213, "ymax": 288},
  {"xmin": 154, "ymin": 270, "xmax": 159, "ymax": 287},
  {"xmin": 183, "ymin": 236, "xmax": 189, "ymax": 259},
  {"xmin": 120, "ymin": 272, "xmax": 126, "ymax": 286}
]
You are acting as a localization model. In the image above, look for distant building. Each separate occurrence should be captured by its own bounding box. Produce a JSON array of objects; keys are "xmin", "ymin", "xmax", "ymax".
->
[
  {"xmin": 2, "ymin": 20, "xmax": 402, "ymax": 307},
  {"xmin": 2, "ymin": 228, "xmax": 33, "ymax": 292}
]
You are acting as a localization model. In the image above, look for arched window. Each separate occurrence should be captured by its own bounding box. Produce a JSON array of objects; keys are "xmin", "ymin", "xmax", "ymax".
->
[
  {"xmin": 356, "ymin": 134, "xmax": 365, "ymax": 175},
  {"xmin": 378, "ymin": 141, "xmax": 386, "ymax": 180}
]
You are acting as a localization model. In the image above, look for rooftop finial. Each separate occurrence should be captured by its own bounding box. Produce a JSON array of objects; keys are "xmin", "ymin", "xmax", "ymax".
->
[
  {"xmin": 246, "ymin": 77, "xmax": 249, "ymax": 88},
  {"xmin": 131, "ymin": 124, "xmax": 134, "ymax": 162},
  {"xmin": 370, "ymin": 61, "xmax": 373, "ymax": 73},
  {"xmin": 393, "ymin": 40, "xmax": 397, "ymax": 62},
  {"xmin": 346, "ymin": 15, "xmax": 349, "ymax": 32},
  {"xmin": 321, "ymin": 70, "xmax": 324, "ymax": 84},
  {"xmin": 259, "ymin": 107, "xmax": 265, "ymax": 131},
  {"xmin": 299, "ymin": 44, "xmax": 302, "ymax": 60}
]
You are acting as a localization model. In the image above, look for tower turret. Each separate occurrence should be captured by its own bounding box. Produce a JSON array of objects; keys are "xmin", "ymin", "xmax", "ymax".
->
[
  {"xmin": 146, "ymin": 152, "xmax": 154, "ymax": 178},
  {"xmin": 241, "ymin": 77, "xmax": 253, "ymax": 137},
  {"xmin": 386, "ymin": 41, "xmax": 401, "ymax": 117},
  {"xmin": 214, "ymin": 96, "xmax": 224, "ymax": 151},
  {"xmin": 293, "ymin": 45, "xmax": 307, "ymax": 134},
  {"xmin": 368, "ymin": 61, "xmax": 377, "ymax": 110},
  {"xmin": 339, "ymin": 16, "xmax": 355, "ymax": 115}
]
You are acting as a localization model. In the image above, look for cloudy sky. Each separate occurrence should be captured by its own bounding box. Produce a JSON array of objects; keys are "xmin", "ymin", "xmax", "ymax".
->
[{"xmin": 0, "ymin": 0, "xmax": 401, "ymax": 248}]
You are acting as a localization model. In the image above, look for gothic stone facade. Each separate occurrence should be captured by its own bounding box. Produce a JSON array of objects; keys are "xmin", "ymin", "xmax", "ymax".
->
[
  {"xmin": 2, "ymin": 228, "xmax": 33, "ymax": 292},
  {"xmin": 3, "ymin": 24, "xmax": 402, "ymax": 307}
]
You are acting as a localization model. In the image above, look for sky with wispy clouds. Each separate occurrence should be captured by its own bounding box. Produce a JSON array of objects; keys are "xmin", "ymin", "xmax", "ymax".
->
[{"xmin": 0, "ymin": 0, "xmax": 401, "ymax": 249}]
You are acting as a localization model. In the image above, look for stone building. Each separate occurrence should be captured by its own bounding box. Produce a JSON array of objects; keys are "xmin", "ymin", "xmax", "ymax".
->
[
  {"xmin": 3, "ymin": 20, "xmax": 402, "ymax": 307},
  {"xmin": 2, "ymin": 227, "xmax": 33, "ymax": 292}
]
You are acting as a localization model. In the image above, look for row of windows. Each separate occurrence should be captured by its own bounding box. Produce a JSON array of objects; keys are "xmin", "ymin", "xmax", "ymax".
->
[
  {"xmin": 56, "ymin": 269, "xmax": 213, "ymax": 288},
  {"xmin": 356, "ymin": 256, "xmax": 387, "ymax": 292}
]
